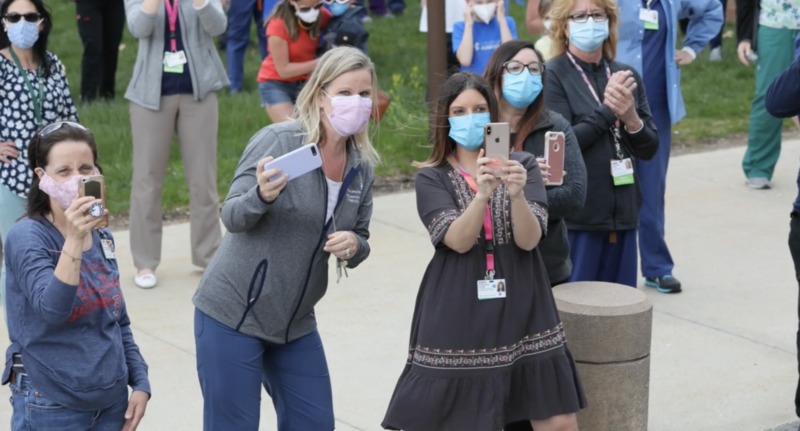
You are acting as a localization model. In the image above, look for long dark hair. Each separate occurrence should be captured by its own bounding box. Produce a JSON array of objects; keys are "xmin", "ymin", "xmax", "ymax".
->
[
  {"xmin": 416, "ymin": 72, "xmax": 498, "ymax": 168},
  {"xmin": 484, "ymin": 40, "xmax": 546, "ymax": 151},
  {"xmin": 0, "ymin": 0, "xmax": 53, "ymax": 78},
  {"xmin": 26, "ymin": 122, "xmax": 100, "ymax": 219},
  {"xmin": 269, "ymin": 1, "xmax": 324, "ymax": 41}
]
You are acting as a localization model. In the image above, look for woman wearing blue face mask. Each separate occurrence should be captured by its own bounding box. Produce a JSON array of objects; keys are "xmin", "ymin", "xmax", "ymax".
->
[
  {"xmin": 484, "ymin": 40, "xmax": 587, "ymax": 287},
  {"xmin": 0, "ymin": 0, "xmax": 78, "ymax": 301},
  {"xmin": 382, "ymin": 72, "xmax": 585, "ymax": 431},
  {"xmin": 544, "ymin": 0, "xmax": 659, "ymax": 288},
  {"xmin": 319, "ymin": 0, "xmax": 369, "ymax": 54}
]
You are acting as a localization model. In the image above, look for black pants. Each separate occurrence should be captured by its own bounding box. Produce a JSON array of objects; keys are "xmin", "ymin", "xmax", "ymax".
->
[
  {"xmin": 76, "ymin": 0, "xmax": 125, "ymax": 102},
  {"xmin": 788, "ymin": 214, "xmax": 800, "ymax": 417}
]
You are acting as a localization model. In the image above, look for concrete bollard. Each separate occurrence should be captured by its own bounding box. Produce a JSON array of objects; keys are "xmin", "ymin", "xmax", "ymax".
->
[{"xmin": 552, "ymin": 281, "xmax": 653, "ymax": 431}]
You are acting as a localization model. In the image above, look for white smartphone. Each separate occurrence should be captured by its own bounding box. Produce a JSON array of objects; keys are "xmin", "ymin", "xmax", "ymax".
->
[{"xmin": 262, "ymin": 143, "xmax": 322, "ymax": 182}]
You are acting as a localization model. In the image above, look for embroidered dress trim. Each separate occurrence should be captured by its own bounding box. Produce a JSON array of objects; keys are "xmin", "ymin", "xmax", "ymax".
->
[{"xmin": 529, "ymin": 201, "xmax": 548, "ymax": 236}]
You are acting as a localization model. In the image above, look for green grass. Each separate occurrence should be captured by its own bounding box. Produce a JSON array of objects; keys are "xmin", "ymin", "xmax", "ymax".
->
[{"xmin": 42, "ymin": 2, "xmax": 756, "ymax": 214}]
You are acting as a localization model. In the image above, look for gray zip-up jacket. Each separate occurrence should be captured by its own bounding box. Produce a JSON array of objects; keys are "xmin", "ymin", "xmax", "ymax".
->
[
  {"xmin": 124, "ymin": 0, "xmax": 229, "ymax": 110},
  {"xmin": 192, "ymin": 121, "xmax": 375, "ymax": 343}
]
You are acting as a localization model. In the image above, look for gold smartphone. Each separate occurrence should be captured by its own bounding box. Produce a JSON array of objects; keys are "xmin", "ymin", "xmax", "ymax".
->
[
  {"xmin": 484, "ymin": 122, "xmax": 510, "ymax": 177},
  {"xmin": 79, "ymin": 175, "xmax": 108, "ymax": 228}
]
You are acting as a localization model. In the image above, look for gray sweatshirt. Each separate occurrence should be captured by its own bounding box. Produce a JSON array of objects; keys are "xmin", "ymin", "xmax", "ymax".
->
[{"xmin": 192, "ymin": 121, "xmax": 375, "ymax": 343}]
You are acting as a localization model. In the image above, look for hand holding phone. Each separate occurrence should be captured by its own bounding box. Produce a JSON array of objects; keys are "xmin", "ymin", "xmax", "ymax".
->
[
  {"xmin": 544, "ymin": 131, "xmax": 566, "ymax": 186},
  {"xmin": 79, "ymin": 175, "xmax": 109, "ymax": 228},
  {"xmin": 261, "ymin": 144, "xmax": 322, "ymax": 182},
  {"xmin": 484, "ymin": 122, "xmax": 510, "ymax": 177}
]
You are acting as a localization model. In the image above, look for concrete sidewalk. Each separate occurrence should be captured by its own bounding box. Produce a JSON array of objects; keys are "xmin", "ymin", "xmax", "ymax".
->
[{"xmin": 2, "ymin": 140, "xmax": 800, "ymax": 430}]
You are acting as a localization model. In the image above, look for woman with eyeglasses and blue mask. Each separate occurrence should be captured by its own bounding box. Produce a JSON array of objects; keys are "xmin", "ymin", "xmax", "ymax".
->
[
  {"xmin": 0, "ymin": 0, "xmax": 78, "ymax": 301},
  {"xmin": 544, "ymin": 0, "xmax": 658, "ymax": 288},
  {"xmin": 484, "ymin": 40, "xmax": 587, "ymax": 287},
  {"xmin": 382, "ymin": 72, "xmax": 585, "ymax": 431},
  {"xmin": 3, "ymin": 121, "xmax": 150, "ymax": 431}
]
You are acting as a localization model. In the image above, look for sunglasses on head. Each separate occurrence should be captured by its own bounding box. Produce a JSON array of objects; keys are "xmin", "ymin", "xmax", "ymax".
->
[
  {"xmin": 293, "ymin": 1, "xmax": 324, "ymax": 12},
  {"xmin": 3, "ymin": 12, "xmax": 42, "ymax": 23},
  {"xmin": 38, "ymin": 121, "xmax": 89, "ymax": 138},
  {"xmin": 322, "ymin": 0, "xmax": 349, "ymax": 4}
]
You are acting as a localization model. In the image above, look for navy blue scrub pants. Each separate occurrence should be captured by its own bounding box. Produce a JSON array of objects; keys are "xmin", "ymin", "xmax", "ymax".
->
[
  {"xmin": 226, "ymin": 0, "xmax": 268, "ymax": 92},
  {"xmin": 567, "ymin": 229, "xmax": 638, "ymax": 287},
  {"xmin": 194, "ymin": 309, "xmax": 334, "ymax": 431}
]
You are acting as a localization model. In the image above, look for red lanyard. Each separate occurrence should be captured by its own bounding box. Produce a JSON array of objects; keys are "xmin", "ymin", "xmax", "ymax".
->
[
  {"xmin": 566, "ymin": 51, "xmax": 625, "ymax": 159},
  {"xmin": 456, "ymin": 164, "xmax": 496, "ymax": 279},
  {"xmin": 165, "ymin": 0, "xmax": 179, "ymax": 52}
]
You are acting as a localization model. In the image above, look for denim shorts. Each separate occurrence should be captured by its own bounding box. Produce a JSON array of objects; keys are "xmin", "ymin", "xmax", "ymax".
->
[{"xmin": 258, "ymin": 80, "xmax": 305, "ymax": 108}]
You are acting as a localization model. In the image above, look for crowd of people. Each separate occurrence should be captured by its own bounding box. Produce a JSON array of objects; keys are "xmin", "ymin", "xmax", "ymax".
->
[{"xmin": 2, "ymin": 0, "xmax": 800, "ymax": 428}]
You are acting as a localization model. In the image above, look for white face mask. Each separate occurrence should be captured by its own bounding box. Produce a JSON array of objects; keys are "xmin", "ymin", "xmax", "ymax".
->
[
  {"xmin": 472, "ymin": 3, "xmax": 497, "ymax": 23},
  {"xmin": 543, "ymin": 18, "xmax": 552, "ymax": 33},
  {"xmin": 295, "ymin": 6, "xmax": 320, "ymax": 23}
]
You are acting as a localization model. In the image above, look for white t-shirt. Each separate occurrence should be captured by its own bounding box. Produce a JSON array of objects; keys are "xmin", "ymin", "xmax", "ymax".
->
[
  {"xmin": 419, "ymin": 0, "xmax": 468, "ymax": 33},
  {"xmin": 326, "ymin": 178, "xmax": 342, "ymax": 222}
]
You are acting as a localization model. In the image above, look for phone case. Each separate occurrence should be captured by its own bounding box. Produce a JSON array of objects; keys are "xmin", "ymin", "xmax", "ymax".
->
[
  {"xmin": 262, "ymin": 143, "xmax": 323, "ymax": 182},
  {"xmin": 544, "ymin": 131, "xmax": 566, "ymax": 186},
  {"xmin": 484, "ymin": 122, "xmax": 510, "ymax": 177},
  {"xmin": 79, "ymin": 175, "xmax": 109, "ymax": 228}
]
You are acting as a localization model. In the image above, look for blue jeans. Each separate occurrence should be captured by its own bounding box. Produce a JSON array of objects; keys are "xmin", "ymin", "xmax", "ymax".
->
[
  {"xmin": 10, "ymin": 373, "xmax": 128, "ymax": 431},
  {"xmin": 226, "ymin": 0, "xmax": 268, "ymax": 91},
  {"xmin": 194, "ymin": 309, "xmax": 334, "ymax": 431},
  {"xmin": 258, "ymin": 80, "xmax": 304, "ymax": 107}
]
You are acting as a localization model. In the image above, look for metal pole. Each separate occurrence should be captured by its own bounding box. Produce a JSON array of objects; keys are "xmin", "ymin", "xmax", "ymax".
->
[{"xmin": 426, "ymin": 0, "xmax": 447, "ymax": 117}]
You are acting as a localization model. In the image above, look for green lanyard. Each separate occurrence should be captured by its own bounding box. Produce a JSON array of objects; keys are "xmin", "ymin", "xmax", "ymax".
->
[{"xmin": 9, "ymin": 47, "xmax": 43, "ymax": 126}]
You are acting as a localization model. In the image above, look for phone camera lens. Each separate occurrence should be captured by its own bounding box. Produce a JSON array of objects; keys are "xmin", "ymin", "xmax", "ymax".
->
[
  {"xmin": 486, "ymin": 127, "xmax": 492, "ymax": 134},
  {"xmin": 311, "ymin": 147, "xmax": 317, "ymax": 156}
]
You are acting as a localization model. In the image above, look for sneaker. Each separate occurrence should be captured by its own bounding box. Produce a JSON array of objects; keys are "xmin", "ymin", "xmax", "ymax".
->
[
  {"xmin": 134, "ymin": 271, "xmax": 158, "ymax": 289},
  {"xmin": 709, "ymin": 47, "xmax": 722, "ymax": 62},
  {"xmin": 746, "ymin": 177, "xmax": 771, "ymax": 189},
  {"xmin": 644, "ymin": 275, "xmax": 682, "ymax": 294}
]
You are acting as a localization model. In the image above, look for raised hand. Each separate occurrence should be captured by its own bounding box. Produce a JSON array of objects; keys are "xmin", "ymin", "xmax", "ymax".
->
[{"xmin": 256, "ymin": 156, "xmax": 288, "ymax": 203}]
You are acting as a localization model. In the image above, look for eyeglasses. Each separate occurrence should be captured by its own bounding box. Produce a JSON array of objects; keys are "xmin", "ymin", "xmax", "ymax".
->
[
  {"xmin": 293, "ymin": 1, "xmax": 324, "ymax": 12},
  {"xmin": 2, "ymin": 12, "xmax": 42, "ymax": 23},
  {"xmin": 569, "ymin": 11, "xmax": 608, "ymax": 23},
  {"xmin": 39, "ymin": 121, "xmax": 89, "ymax": 137},
  {"xmin": 503, "ymin": 60, "xmax": 545, "ymax": 75}
]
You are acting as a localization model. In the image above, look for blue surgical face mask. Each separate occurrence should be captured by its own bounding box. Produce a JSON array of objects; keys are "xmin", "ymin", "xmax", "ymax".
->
[
  {"xmin": 328, "ymin": 1, "xmax": 349, "ymax": 16},
  {"xmin": 6, "ymin": 21, "xmax": 40, "ymax": 50},
  {"xmin": 568, "ymin": 19, "xmax": 608, "ymax": 53},
  {"xmin": 502, "ymin": 72, "xmax": 543, "ymax": 109},
  {"xmin": 448, "ymin": 112, "xmax": 491, "ymax": 151}
]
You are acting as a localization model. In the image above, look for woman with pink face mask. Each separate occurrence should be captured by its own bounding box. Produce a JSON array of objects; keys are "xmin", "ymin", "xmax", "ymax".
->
[
  {"xmin": 192, "ymin": 47, "xmax": 378, "ymax": 430},
  {"xmin": 3, "ymin": 121, "xmax": 151, "ymax": 431}
]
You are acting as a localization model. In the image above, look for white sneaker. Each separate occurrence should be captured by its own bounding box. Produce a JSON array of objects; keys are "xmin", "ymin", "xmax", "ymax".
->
[
  {"xmin": 746, "ymin": 177, "xmax": 771, "ymax": 190},
  {"xmin": 134, "ymin": 272, "xmax": 158, "ymax": 289},
  {"xmin": 709, "ymin": 47, "xmax": 722, "ymax": 62}
]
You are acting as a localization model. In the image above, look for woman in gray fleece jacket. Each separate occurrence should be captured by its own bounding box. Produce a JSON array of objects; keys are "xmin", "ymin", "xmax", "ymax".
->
[{"xmin": 192, "ymin": 47, "xmax": 378, "ymax": 431}]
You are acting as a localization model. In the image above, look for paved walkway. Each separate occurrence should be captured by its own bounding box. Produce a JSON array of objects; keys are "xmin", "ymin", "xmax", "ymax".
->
[{"xmin": 2, "ymin": 140, "xmax": 800, "ymax": 430}]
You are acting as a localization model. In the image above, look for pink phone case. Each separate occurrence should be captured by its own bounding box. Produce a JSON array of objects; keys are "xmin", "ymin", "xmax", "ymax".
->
[
  {"xmin": 544, "ymin": 131, "xmax": 565, "ymax": 186},
  {"xmin": 262, "ymin": 144, "xmax": 323, "ymax": 182}
]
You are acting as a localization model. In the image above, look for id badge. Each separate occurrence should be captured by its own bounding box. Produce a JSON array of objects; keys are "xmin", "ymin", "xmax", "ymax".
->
[
  {"xmin": 163, "ymin": 51, "xmax": 187, "ymax": 73},
  {"xmin": 477, "ymin": 278, "xmax": 507, "ymax": 300},
  {"xmin": 639, "ymin": 8, "xmax": 659, "ymax": 30},
  {"xmin": 101, "ymin": 238, "xmax": 116, "ymax": 260},
  {"xmin": 611, "ymin": 158, "xmax": 635, "ymax": 186}
]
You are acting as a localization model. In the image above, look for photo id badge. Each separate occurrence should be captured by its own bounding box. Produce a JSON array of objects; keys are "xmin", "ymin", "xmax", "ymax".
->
[
  {"xmin": 639, "ymin": 8, "xmax": 659, "ymax": 30},
  {"xmin": 101, "ymin": 238, "xmax": 116, "ymax": 260},
  {"xmin": 163, "ymin": 51, "xmax": 186, "ymax": 73},
  {"xmin": 477, "ymin": 278, "xmax": 507, "ymax": 300},
  {"xmin": 611, "ymin": 158, "xmax": 635, "ymax": 186}
]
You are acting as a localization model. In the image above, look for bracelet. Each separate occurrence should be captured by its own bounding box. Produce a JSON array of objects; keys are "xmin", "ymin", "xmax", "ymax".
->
[{"xmin": 47, "ymin": 249, "xmax": 81, "ymax": 263}]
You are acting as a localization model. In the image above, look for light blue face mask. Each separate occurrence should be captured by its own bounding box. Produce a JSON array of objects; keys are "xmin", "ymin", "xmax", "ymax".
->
[
  {"xmin": 502, "ymin": 72, "xmax": 543, "ymax": 109},
  {"xmin": 328, "ymin": 1, "xmax": 349, "ymax": 16},
  {"xmin": 6, "ymin": 21, "xmax": 40, "ymax": 50},
  {"xmin": 448, "ymin": 112, "xmax": 491, "ymax": 151},
  {"xmin": 568, "ymin": 19, "xmax": 609, "ymax": 52}
]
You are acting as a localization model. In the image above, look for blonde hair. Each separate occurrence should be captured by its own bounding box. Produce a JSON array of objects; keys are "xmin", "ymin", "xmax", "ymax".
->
[
  {"xmin": 294, "ymin": 46, "xmax": 380, "ymax": 166},
  {"xmin": 549, "ymin": 0, "xmax": 618, "ymax": 61}
]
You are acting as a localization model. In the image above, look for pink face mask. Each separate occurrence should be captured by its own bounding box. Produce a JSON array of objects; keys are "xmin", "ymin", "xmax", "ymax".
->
[
  {"xmin": 38, "ymin": 173, "xmax": 81, "ymax": 209},
  {"xmin": 326, "ymin": 94, "xmax": 373, "ymax": 137}
]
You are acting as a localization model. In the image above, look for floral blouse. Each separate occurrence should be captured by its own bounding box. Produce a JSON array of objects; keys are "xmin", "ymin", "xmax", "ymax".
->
[
  {"xmin": 0, "ymin": 51, "xmax": 78, "ymax": 197},
  {"xmin": 759, "ymin": 0, "xmax": 800, "ymax": 29}
]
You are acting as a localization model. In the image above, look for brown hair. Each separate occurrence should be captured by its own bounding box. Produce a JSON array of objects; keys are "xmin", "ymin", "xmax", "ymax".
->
[
  {"xmin": 269, "ymin": 0, "xmax": 324, "ymax": 41},
  {"xmin": 415, "ymin": 73, "xmax": 498, "ymax": 168},
  {"xmin": 549, "ymin": 0, "xmax": 618, "ymax": 61},
  {"xmin": 483, "ymin": 40, "xmax": 546, "ymax": 151}
]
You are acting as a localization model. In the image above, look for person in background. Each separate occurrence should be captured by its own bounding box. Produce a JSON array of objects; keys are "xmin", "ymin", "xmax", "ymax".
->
[
  {"xmin": 257, "ymin": 0, "xmax": 330, "ymax": 123},
  {"xmin": 615, "ymin": 0, "xmax": 722, "ymax": 293},
  {"xmin": 382, "ymin": 72, "xmax": 585, "ymax": 430},
  {"xmin": 3, "ymin": 121, "xmax": 150, "ymax": 431},
  {"xmin": 708, "ymin": 0, "xmax": 727, "ymax": 61},
  {"xmin": 483, "ymin": 40, "xmax": 586, "ymax": 286},
  {"xmin": 735, "ymin": 0, "xmax": 799, "ymax": 189},
  {"xmin": 320, "ymin": 0, "xmax": 369, "ymax": 53},
  {"xmin": 453, "ymin": 0, "xmax": 517, "ymax": 75},
  {"xmin": 225, "ymin": 0, "xmax": 274, "ymax": 94},
  {"xmin": 534, "ymin": 0, "xmax": 555, "ymax": 60},
  {"xmin": 124, "ymin": 0, "xmax": 228, "ymax": 289},
  {"xmin": 1, "ymin": 0, "xmax": 78, "ymax": 299},
  {"xmin": 75, "ymin": 0, "xmax": 126, "ymax": 102},
  {"xmin": 419, "ymin": 0, "xmax": 467, "ymax": 76},
  {"xmin": 193, "ymin": 47, "xmax": 377, "ymax": 431},
  {"xmin": 765, "ymin": 47, "xmax": 800, "ymax": 427},
  {"xmin": 544, "ymin": 0, "xmax": 659, "ymax": 287}
]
